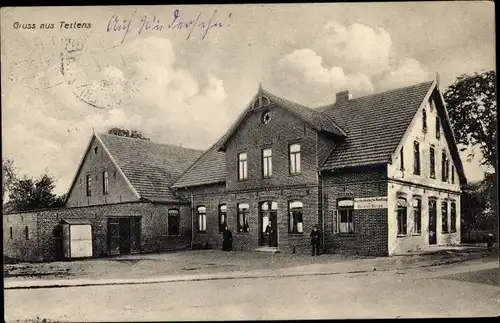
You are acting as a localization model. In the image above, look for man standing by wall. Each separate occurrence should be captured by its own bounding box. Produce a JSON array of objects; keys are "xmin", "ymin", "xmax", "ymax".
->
[{"xmin": 310, "ymin": 225, "xmax": 322, "ymax": 256}]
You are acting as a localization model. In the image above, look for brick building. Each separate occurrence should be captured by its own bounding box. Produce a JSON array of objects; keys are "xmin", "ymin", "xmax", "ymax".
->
[
  {"xmin": 4, "ymin": 76, "xmax": 467, "ymax": 261},
  {"xmin": 4, "ymin": 133, "xmax": 202, "ymax": 262},
  {"xmin": 172, "ymin": 77, "xmax": 466, "ymax": 256}
]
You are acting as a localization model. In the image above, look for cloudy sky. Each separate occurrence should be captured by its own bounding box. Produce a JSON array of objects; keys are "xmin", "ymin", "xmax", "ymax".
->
[{"xmin": 1, "ymin": 3, "xmax": 495, "ymax": 195}]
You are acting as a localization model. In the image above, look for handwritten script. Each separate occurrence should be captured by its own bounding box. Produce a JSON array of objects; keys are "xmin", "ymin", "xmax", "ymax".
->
[{"xmin": 107, "ymin": 9, "xmax": 232, "ymax": 43}]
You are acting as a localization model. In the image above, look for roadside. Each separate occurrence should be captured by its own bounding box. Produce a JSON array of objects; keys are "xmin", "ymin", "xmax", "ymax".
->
[{"xmin": 4, "ymin": 244, "xmax": 498, "ymax": 289}]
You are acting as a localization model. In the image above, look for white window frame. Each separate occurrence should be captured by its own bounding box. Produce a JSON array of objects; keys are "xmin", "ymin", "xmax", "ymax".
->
[
  {"xmin": 289, "ymin": 144, "xmax": 301, "ymax": 174},
  {"xmin": 197, "ymin": 206, "xmax": 207, "ymax": 233},
  {"xmin": 238, "ymin": 152, "xmax": 248, "ymax": 181}
]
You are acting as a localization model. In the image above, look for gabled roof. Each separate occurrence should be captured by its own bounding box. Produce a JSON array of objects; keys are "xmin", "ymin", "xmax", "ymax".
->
[
  {"xmin": 97, "ymin": 134, "xmax": 203, "ymax": 202},
  {"xmin": 319, "ymin": 81, "xmax": 435, "ymax": 170},
  {"xmin": 172, "ymin": 80, "xmax": 467, "ymax": 188},
  {"xmin": 66, "ymin": 133, "xmax": 203, "ymax": 203},
  {"xmin": 217, "ymin": 86, "xmax": 346, "ymax": 151}
]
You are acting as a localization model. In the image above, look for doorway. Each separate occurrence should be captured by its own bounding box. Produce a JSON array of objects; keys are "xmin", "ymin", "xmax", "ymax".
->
[
  {"xmin": 260, "ymin": 201, "xmax": 278, "ymax": 247},
  {"xmin": 429, "ymin": 199, "xmax": 437, "ymax": 245},
  {"xmin": 107, "ymin": 217, "xmax": 141, "ymax": 256}
]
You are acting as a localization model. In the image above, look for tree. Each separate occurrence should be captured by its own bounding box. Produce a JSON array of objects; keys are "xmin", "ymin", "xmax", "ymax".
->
[
  {"xmin": 444, "ymin": 70, "xmax": 498, "ymax": 236},
  {"xmin": 2, "ymin": 159, "xmax": 17, "ymax": 204},
  {"xmin": 8, "ymin": 174, "xmax": 60, "ymax": 212},
  {"xmin": 443, "ymin": 70, "xmax": 496, "ymax": 171},
  {"xmin": 108, "ymin": 127, "xmax": 150, "ymax": 141}
]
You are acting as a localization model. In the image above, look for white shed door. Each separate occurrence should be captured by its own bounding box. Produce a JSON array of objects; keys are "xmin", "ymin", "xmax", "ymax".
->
[{"xmin": 70, "ymin": 224, "xmax": 92, "ymax": 258}]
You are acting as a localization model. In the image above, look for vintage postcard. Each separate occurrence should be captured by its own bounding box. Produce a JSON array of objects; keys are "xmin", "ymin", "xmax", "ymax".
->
[{"xmin": 2, "ymin": 3, "xmax": 497, "ymax": 322}]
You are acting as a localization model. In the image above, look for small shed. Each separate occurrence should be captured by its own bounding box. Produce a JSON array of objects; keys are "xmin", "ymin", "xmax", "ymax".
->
[{"xmin": 61, "ymin": 219, "xmax": 93, "ymax": 259}]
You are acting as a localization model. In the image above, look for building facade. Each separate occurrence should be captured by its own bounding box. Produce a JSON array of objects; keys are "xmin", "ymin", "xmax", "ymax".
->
[
  {"xmin": 172, "ymin": 78, "xmax": 466, "ymax": 256},
  {"xmin": 4, "ymin": 76, "xmax": 466, "ymax": 262}
]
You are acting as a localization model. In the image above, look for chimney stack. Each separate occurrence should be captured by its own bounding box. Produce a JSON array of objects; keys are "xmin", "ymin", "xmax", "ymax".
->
[{"xmin": 336, "ymin": 90, "xmax": 352, "ymax": 104}]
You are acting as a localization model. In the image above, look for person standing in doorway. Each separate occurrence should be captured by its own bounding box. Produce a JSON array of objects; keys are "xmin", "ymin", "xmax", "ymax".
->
[
  {"xmin": 310, "ymin": 225, "xmax": 322, "ymax": 256},
  {"xmin": 222, "ymin": 226, "xmax": 232, "ymax": 251},
  {"xmin": 265, "ymin": 223, "xmax": 275, "ymax": 247}
]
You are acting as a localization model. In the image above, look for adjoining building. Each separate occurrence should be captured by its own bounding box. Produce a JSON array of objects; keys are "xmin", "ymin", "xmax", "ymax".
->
[
  {"xmin": 3, "ymin": 134, "xmax": 203, "ymax": 262},
  {"xmin": 172, "ymin": 77, "xmax": 466, "ymax": 256},
  {"xmin": 3, "ymin": 75, "xmax": 466, "ymax": 262}
]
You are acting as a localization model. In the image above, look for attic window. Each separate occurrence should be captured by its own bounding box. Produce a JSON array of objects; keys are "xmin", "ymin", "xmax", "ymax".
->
[
  {"xmin": 252, "ymin": 95, "xmax": 271, "ymax": 109},
  {"xmin": 94, "ymin": 147, "xmax": 98, "ymax": 154}
]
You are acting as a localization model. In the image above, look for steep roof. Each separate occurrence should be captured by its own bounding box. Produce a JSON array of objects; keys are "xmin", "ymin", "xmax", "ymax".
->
[
  {"xmin": 216, "ymin": 87, "xmax": 346, "ymax": 151},
  {"xmin": 173, "ymin": 80, "xmax": 467, "ymax": 188},
  {"xmin": 97, "ymin": 133, "xmax": 203, "ymax": 202},
  {"xmin": 319, "ymin": 81, "xmax": 435, "ymax": 170}
]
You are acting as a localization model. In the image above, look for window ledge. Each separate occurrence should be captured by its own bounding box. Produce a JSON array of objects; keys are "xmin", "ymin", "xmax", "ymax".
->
[
  {"xmin": 289, "ymin": 173, "xmax": 302, "ymax": 177},
  {"xmin": 412, "ymin": 233, "xmax": 422, "ymax": 236},
  {"xmin": 397, "ymin": 234, "xmax": 408, "ymax": 238}
]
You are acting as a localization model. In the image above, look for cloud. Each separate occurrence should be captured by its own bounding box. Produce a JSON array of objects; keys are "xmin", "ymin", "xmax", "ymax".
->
[
  {"xmin": 376, "ymin": 58, "xmax": 428, "ymax": 91},
  {"xmin": 274, "ymin": 21, "xmax": 429, "ymax": 105},
  {"xmin": 3, "ymin": 37, "xmax": 230, "ymax": 195}
]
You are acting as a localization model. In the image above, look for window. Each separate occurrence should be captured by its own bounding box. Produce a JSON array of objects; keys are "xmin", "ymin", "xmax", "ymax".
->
[
  {"xmin": 430, "ymin": 146, "xmax": 436, "ymax": 178},
  {"xmin": 397, "ymin": 198, "xmax": 408, "ymax": 236},
  {"xmin": 441, "ymin": 151, "xmax": 448, "ymax": 182},
  {"xmin": 413, "ymin": 198, "xmax": 422, "ymax": 234},
  {"xmin": 422, "ymin": 109, "xmax": 427, "ymax": 132},
  {"xmin": 102, "ymin": 171, "xmax": 109, "ymax": 195},
  {"xmin": 450, "ymin": 202, "xmax": 457, "ymax": 233},
  {"xmin": 94, "ymin": 146, "xmax": 98, "ymax": 154},
  {"xmin": 441, "ymin": 201, "xmax": 448, "ymax": 233},
  {"xmin": 237, "ymin": 203, "xmax": 249, "ymax": 232},
  {"xmin": 197, "ymin": 206, "xmax": 206, "ymax": 233},
  {"xmin": 25, "ymin": 226, "xmax": 29, "ymax": 240},
  {"xmin": 413, "ymin": 141, "xmax": 420, "ymax": 175},
  {"xmin": 400, "ymin": 147, "xmax": 404, "ymax": 171},
  {"xmin": 289, "ymin": 144, "xmax": 301, "ymax": 174},
  {"xmin": 435, "ymin": 116, "xmax": 441, "ymax": 139},
  {"xmin": 218, "ymin": 204, "xmax": 227, "ymax": 233},
  {"xmin": 288, "ymin": 201, "xmax": 304, "ymax": 233},
  {"xmin": 262, "ymin": 148, "xmax": 272, "ymax": 178},
  {"xmin": 451, "ymin": 166, "xmax": 455, "ymax": 184},
  {"xmin": 86, "ymin": 174, "xmax": 92, "ymax": 196},
  {"xmin": 337, "ymin": 199, "xmax": 354, "ymax": 234},
  {"xmin": 238, "ymin": 152, "xmax": 248, "ymax": 181},
  {"xmin": 168, "ymin": 209, "xmax": 180, "ymax": 235},
  {"xmin": 9, "ymin": 227, "xmax": 13, "ymax": 239}
]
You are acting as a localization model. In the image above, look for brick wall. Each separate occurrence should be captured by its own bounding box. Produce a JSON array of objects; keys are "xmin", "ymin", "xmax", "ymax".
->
[
  {"xmin": 66, "ymin": 136, "xmax": 139, "ymax": 207},
  {"xmin": 179, "ymin": 183, "xmax": 320, "ymax": 254},
  {"xmin": 224, "ymin": 105, "xmax": 320, "ymax": 191},
  {"xmin": 3, "ymin": 201, "xmax": 191, "ymax": 262},
  {"xmin": 322, "ymin": 166, "xmax": 389, "ymax": 256}
]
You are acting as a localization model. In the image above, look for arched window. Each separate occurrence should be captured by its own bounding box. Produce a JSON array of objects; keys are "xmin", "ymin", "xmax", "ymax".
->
[
  {"xmin": 336, "ymin": 199, "xmax": 354, "ymax": 234},
  {"xmin": 218, "ymin": 204, "xmax": 227, "ymax": 233},
  {"xmin": 168, "ymin": 209, "xmax": 180, "ymax": 235},
  {"xmin": 397, "ymin": 197, "xmax": 408, "ymax": 236},
  {"xmin": 196, "ymin": 206, "xmax": 206, "ymax": 233},
  {"xmin": 422, "ymin": 109, "xmax": 427, "ymax": 132},
  {"xmin": 288, "ymin": 201, "xmax": 303, "ymax": 233},
  {"xmin": 237, "ymin": 203, "xmax": 250, "ymax": 232}
]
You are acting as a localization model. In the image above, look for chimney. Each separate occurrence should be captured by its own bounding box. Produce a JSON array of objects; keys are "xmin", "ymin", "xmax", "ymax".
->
[{"xmin": 336, "ymin": 90, "xmax": 352, "ymax": 104}]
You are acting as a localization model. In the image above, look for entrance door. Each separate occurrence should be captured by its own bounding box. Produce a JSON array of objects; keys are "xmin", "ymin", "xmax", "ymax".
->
[
  {"xmin": 119, "ymin": 218, "xmax": 132, "ymax": 254},
  {"xmin": 107, "ymin": 218, "xmax": 120, "ymax": 256},
  {"xmin": 260, "ymin": 201, "xmax": 278, "ymax": 247},
  {"xmin": 429, "ymin": 199, "xmax": 437, "ymax": 245}
]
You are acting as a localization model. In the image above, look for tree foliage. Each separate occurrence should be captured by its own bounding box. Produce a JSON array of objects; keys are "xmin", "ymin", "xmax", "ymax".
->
[
  {"xmin": 8, "ymin": 173, "xmax": 65, "ymax": 212},
  {"xmin": 108, "ymin": 127, "xmax": 150, "ymax": 141},
  {"xmin": 443, "ymin": 70, "xmax": 497, "ymax": 170},
  {"xmin": 2, "ymin": 159, "xmax": 17, "ymax": 204}
]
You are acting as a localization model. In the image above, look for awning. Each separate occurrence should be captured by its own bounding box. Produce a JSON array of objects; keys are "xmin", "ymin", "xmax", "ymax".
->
[{"xmin": 61, "ymin": 219, "xmax": 92, "ymax": 225}]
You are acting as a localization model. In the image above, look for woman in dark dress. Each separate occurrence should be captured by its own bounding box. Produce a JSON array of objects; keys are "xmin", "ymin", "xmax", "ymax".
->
[{"xmin": 222, "ymin": 226, "xmax": 232, "ymax": 251}]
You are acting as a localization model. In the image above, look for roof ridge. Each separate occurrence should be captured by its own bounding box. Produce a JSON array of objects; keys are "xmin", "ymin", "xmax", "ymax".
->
[
  {"xmin": 317, "ymin": 80, "xmax": 435, "ymax": 110},
  {"xmin": 99, "ymin": 132, "xmax": 203, "ymax": 152}
]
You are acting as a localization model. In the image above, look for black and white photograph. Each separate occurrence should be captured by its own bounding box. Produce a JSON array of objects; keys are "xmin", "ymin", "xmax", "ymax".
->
[{"xmin": 1, "ymin": 2, "xmax": 498, "ymax": 321}]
